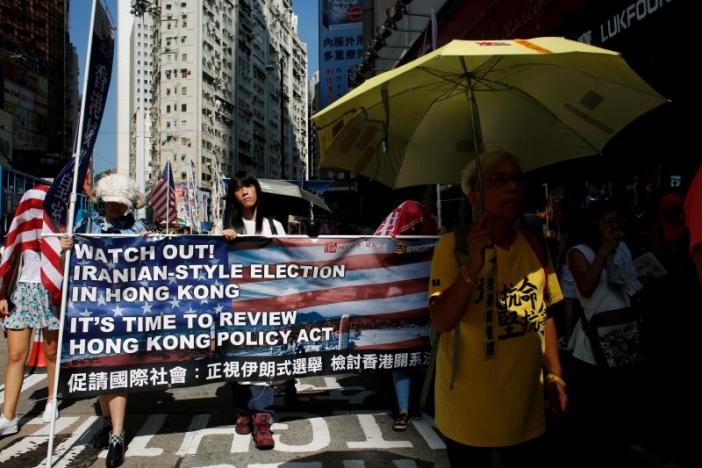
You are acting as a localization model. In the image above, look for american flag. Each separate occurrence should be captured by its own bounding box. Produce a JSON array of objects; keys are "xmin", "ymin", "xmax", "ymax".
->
[
  {"xmin": 148, "ymin": 161, "xmax": 176, "ymax": 225},
  {"xmin": 0, "ymin": 186, "xmax": 63, "ymax": 302}
]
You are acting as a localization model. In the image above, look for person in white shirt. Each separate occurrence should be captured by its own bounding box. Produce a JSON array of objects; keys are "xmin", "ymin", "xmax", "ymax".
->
[
  {"xmin": 566, "ymin": 200, "xmax": 644, "ymax": 465},
  {"xmin": 222, "ymin": 172, "xmax": 283, "ymax": 450}
]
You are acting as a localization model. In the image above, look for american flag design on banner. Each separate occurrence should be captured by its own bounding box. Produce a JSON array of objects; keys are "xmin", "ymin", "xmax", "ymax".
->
[
  {"xmin": 230, "ymin": 237, "xmax": 435, "ymax": 351},
  {"xmin": 59, "ymin": 235, "xmax": 438, "ymax": 397},
  {"xmin": 148, "ymin": 160, "xmax": 176, "ymax": 225},
  {"xmin": 0, "ymin": 186, "xmax": 63, "ymax": 302}
]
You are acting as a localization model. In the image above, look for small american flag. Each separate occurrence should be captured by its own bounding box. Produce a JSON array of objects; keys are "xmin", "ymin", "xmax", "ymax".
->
[
  {"xmin": 0, "ymin": 186, "xmax": 63, "ymax": 302},
  {"xmin": 148, "ymin": 161, "xmax": 176, "ymax": 225}
]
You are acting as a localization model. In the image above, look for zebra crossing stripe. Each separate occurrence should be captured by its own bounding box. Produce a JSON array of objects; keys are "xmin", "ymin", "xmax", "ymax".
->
[
  {"xmin": 40, "ymin": 416, "xmax": 99, "ymax": 468},
  {"xmin": 0, "ymin": 373, "xmax": 46, "ymax": 405}
]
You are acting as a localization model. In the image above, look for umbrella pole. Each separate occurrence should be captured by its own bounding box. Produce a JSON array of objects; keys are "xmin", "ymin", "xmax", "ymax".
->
[
  {"xmin": 463, "ymin": 64, "xmax": 486, "ymax": 215},
  {"xmin": 436, "ymin": 184, "xmax": 442, "ymax": 230}
]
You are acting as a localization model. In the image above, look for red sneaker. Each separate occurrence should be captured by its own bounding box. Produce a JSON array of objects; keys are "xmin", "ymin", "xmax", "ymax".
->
[
  {"xmin": 235, "ymin": 409, "xmax": 252, "ymax": 435},
  {"xmin": 252, "ymin": 412, "xmax": 275, "ymax": 450}
]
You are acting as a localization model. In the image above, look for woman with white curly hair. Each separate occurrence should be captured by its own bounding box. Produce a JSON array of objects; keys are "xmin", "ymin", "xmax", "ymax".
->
[{"xmin": 61, "ymin": 173, "xmax": 148, "ymax": 468}]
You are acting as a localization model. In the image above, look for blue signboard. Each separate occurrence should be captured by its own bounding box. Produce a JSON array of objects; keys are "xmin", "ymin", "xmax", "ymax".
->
[{"xmin": 318, "ymin": 0, "xmax": 364, "ymax": 108}]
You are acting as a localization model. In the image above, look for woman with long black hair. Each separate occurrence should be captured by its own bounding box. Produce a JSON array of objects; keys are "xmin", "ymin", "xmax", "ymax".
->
[{"xmin": 222, "ymin": 172, "xmax": 284, "ymax": 450}]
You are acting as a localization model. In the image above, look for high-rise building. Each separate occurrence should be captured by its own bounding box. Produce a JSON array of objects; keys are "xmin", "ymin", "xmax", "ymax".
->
[
  {"xmin": 116, "ymin": 2, "xmax": 134, "ymax": 177},
  {"xmin": 64, "ymin": 40, "xmax": 79, "ymax": 155},
  {"xmin": 0, "ymin": 0, "xmax": 78, "ymax": 176},
  {"xmin": 122, "ymin": 0, "xmax": 308, "ymax": 211},
  {"xmin": 307, "ymin": 70, "xmax": 320, "ymax": 179},
  {"xmin": 129, "ymin": 14, "xmax": 155, "ymax": 200}
]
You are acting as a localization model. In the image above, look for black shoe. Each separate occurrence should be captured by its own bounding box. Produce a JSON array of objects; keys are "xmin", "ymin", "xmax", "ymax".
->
[
  {"xmin": 105, "ymin": 432, "xmax": 125, "ymax": 468},
  {"xmin": 92, "ymin": 418, "xmax": 112, "ymax": 449}
]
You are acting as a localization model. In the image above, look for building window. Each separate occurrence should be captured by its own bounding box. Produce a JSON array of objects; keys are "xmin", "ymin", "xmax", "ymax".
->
[
  {"xmin": 181, "ymin": 120, "xmax": 187, "ymax": 128},
  {"xmin": 166, "ymin": 105, "xmax": 171, "ymax": 113},
  {"xmin": 181, "ymin": 104, "xmax": 187, "ymax": 112},
  {"xmin": 182, "ymin": 53, "xmax": 187, "ymax": 61},
  {"xmin": 181, "ymin": 87, "xmax": 187, "ymax": 95},
  {"xmin": 181, "ymin": 172, "xmax": 187, "ymax": 180}
]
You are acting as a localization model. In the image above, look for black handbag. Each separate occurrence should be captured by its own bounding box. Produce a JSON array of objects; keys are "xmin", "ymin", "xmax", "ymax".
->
[{"xmin": 579, "ymin": 306, "xmax": 642, "ymax": 368}]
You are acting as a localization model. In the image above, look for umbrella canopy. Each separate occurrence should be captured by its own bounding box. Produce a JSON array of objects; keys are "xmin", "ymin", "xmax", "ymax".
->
[
  {"xmin": 314, "ymin": 37, "xmax": 668, "ymax": 189},
  {"xmin": 257, "ymin": 178, "xmax": 331, "ymax": 213}
]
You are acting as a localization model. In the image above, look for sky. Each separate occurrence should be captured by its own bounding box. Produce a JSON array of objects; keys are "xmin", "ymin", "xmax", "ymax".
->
[{"xmin": 69, "ymin": 0, "xmax": 319, "ymax": 174}]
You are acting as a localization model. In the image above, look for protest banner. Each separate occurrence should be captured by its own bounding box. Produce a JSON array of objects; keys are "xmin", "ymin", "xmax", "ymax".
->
[{"xmin": 59, "ymin": 235, "xmax": 437, "ymax": 397}]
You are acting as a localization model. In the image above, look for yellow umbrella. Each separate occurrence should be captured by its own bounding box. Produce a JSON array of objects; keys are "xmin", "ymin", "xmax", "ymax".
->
[{"xmin": 314, "ymin": 37, "xmax": 668, "ymax": 191}]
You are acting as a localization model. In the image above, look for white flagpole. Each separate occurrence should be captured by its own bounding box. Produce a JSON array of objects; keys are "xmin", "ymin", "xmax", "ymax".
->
[
  {"xmin": 185, "ymin": 162, "xmax": 194, "ymax": 231},
  {"xmin": 46, "ymin": 0, "xmax": 98, "ymax": 465},
  {"xmin": 189, "ymin": 160, "xmax": 199, "ymax": 232},
  {"xmin": 166, "ymin": 159, "xmax": 171, "ymax": 232}
]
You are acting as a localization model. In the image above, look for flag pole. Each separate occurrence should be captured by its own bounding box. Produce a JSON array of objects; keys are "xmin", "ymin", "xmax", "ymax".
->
[
  {"xmin": 166, "ymin": 159, "xmax": 171, "ymax": 232},
  {"xmin": 46, "ymin": 0, "xmax": 98, "ymax": 465}
]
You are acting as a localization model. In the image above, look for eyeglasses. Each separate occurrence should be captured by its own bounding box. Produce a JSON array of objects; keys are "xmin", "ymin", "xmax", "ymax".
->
[{"xmin": 485, "ymin": 172, "xmax": 524, "ymax": 187}]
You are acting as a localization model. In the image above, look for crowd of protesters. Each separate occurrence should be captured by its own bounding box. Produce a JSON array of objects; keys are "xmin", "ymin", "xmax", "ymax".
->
[{"xmin": 0, "ymin": 156, "xmax": 699, "ymax": 467}]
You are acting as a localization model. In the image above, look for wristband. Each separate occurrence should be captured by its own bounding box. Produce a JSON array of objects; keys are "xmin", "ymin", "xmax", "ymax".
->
[{"xmin": 546, "ymin": 373, "xmax": 566, "ymax": 388}]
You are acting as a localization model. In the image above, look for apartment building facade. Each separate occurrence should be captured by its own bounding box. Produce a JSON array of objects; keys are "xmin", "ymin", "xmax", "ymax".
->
[{"xmin": 120, "ymin": 0, "xmax": 308, "ymax": 212}]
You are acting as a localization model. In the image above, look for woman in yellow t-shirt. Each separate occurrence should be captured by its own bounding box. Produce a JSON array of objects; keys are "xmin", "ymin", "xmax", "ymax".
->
[{"xmin": 429, "ymin": 150, "xmax": 567, "ymax": 467}]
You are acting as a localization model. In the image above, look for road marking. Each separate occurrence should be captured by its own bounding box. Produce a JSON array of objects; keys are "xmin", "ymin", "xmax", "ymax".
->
[
  {"xmin": 193, "ymin": 465, "xmax": 235, "ymax": 468},
  {"xmin": 42, "ymin": 416, "xmax": 99, "ymax": 468},
  {"xmin": 175, "ymin": 414, "xmax": 216, "ymax": 456},
  {"xmin": 0, "ymin": 416, "xmax": 79, "ymax": 463},
  {"xmin": 347, "ymin": 414, "xmax": 413, "ymax": 449},
  {"xmin": 126, "ymin": 413, "xmax": 167, "ymax": 457},
  {"xmin": 0, "ymin": 373, "xmax": 47, "ymax": 405},
  {"xmin": 249, "ymin": 464, "xmax": 322, "ymax": 468},
  {"xmin": 272, "ymin": 412, "xmax": 331, "ymax": 452},
  {"xmin": 411, "ymin": 413, "xmax": 446, "ymax": 450},
  {"xmin": 295, "ymin": 376, "xmax": 342, "ymax": 392}
]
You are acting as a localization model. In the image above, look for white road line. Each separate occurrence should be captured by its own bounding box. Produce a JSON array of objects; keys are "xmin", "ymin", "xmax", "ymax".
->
[
  {"xmin": 0, "ymin": 373, "xmax": 47, "ymax": 405},
  {"xmin": 41, "ymin": 416, "xmax": 99, "ymax": 468},
  {"xmin": 0, "ymin": 416, "xmax": 79, "ymax": 463},
  {"xmin": 411, "ymin": 413, "xmax": 446, "ymax": 450}
]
